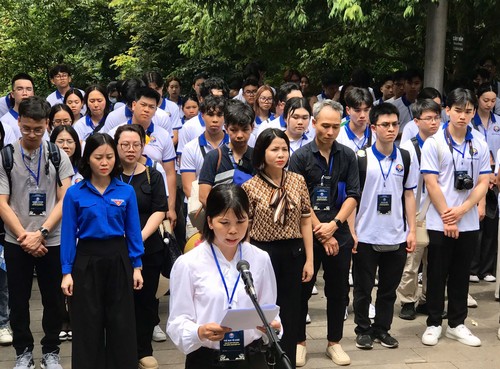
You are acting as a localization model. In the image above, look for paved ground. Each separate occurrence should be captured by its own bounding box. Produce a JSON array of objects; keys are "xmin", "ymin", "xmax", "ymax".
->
[{"xmin": 0, "ymin": 275, "xmax": 499, "ymax": 369}]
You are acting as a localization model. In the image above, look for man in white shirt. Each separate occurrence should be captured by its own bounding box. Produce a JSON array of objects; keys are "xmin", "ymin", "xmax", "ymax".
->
[{"xmin": 1, "ymin": 73, "xmax": 35, "ymax": 139}]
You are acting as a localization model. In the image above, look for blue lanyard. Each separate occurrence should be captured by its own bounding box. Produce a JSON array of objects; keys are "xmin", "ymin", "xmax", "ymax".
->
[
  {"xmin": 345, "ymin": 124, "xmax": 369, "ymax": 151},
  {"xmin": 228, "ymin": 147, "xmax": 239, "ymax": 169},
  {"xmin": 378, "ymin": 157, "xmax": 394, "ymax": 186},
  {"xmin": 119, "ymin": 164, "xmax": 138, "ymax": 185},
  {"xmin": 210, "ymin": 243, "xmax": 242, "ymax": 308},
  {"xmin": 20, "ymin": 144, "xmax": 42, "ymax": 188},
  {"xmin": 314, "ymin": 151, "xmax": 334, "ymax": 179}
]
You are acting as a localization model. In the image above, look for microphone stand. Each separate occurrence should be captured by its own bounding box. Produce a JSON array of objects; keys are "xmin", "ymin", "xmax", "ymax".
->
[{"xmin": 243, "ymin": 284, "xmax": 293, "ymax": 369}]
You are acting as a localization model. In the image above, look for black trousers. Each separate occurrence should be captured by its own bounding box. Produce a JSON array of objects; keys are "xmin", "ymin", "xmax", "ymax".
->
[
  {"xmin": 185, "ymin": 340, "xmax": 268, "ymax": 369},
  {"xmin": 135, "ymin": 250, "xmax": 162, "ymax": 359},
  {"xmin": 353, "ymin": 242, "xmax": 407, "ymax": 335},
  {"xmin": 4, "ymin": 242, "xmax": 63, "ymax": 355},
  {"xmin": 71, "ymin": 238, "xmax": 138, "ymax": 369},
  {"xmin": 252, "ymin": 239, "xmax": 304, "ymax": 369},
  {"xmin": 298, "ymin": 239, "xmax": 352, "ymax": 343},
  {"xmin": 426, "ymin": 230, "xmax": 478, "ymax": 328},
  {"xmin": 471, "ymin": 216, "xmax": 498, "ymax": 278}
]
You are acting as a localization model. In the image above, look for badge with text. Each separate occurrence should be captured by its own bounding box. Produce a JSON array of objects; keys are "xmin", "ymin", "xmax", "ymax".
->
[
  {"xmin": 377, "ymin": 194, "xmax": 392, "ymax": 215},
  {"xmin": 29, "ymin": 192, "xmax": 47, "ymax": 216},
  {"xmin": 312, "ymin": 186, "xmax": 331, "ymax": 211},
  {"xmin": 219, "ymin": 330, "xmax": 245, "ymax": 361}
]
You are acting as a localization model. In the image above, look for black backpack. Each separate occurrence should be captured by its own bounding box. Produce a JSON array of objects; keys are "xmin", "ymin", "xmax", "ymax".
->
[{"xmin": 1, "ymin": 141, "xmax": 63, "ymax": 193}]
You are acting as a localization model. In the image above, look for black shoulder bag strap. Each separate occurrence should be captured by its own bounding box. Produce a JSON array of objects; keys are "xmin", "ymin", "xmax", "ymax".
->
[{"xmin": 400, "ymin": 147, "xmax": 411, "ymax": 231}]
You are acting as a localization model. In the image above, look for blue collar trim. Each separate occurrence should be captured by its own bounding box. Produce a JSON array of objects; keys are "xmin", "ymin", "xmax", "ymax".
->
[
  {"xmin": 198, "ymin": 113, "xmax": 205, "ymax": 127},
  {"xmin": 125, "ymin": 106, "xmax": 133, "ymax": 118},
  {"xmin": 9, "ymin": 109, "xmax": 18, "ymax": 119},
  {"xmin": 442, "ymin": 122, "xmax": 474, "ymax": 142},
  {"xmin": 199, "ymin": 132, "xmax": 229, "ymax": 147},
  {"xmin": 279, "ymin": 115, "xmax": 286, "ymax": 128},
  {"xmin": 372, "ymin": 143, "xmax": 397, "ymax": 161},
  {"xmin": 416, "ymin": 133, "xmax": 424, "ymax": 148}
]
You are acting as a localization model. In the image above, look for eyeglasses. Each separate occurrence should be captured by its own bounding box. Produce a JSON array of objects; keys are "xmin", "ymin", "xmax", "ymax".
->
[
  {"xmin": 53, "ymin": 119, "xmax": 72, "ymax": 125},
  {"xmin": 56, "ymin": 139, "xmax": 75, "ymax": 145},
  {"xmin": 376, "ymin": 122, "xmax": 399, "ymax": 129},
  {"xmin": 54, "ymin": 73, "xmax": 69, "ymax": 80},
  {"xmin": 418, "ymin": 116, "xmax": 441, "ymax": 123},
  {"xmin": 119, "ymin": 142, "xmax": 143, "ymax": 151},
  {"xmin": 259, "ymin": 96, "xmax": 273, "ymax": 103},
  {"xmin": 244, "ymin": 90, "xmax": 258, "ymax": 96},
  {"xmin": 20, "ymin": 127, "xmax": 45, "ymax": 136}
]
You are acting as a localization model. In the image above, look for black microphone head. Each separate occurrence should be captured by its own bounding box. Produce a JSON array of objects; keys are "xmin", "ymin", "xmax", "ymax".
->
[{"xmin": 237, "ymin": 259, "xmax": 250, "ymax": 272}]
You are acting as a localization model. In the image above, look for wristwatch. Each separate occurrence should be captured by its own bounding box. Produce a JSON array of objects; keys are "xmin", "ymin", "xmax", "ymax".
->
[
  {"xmin": 333, "ymin": 218, "xmax": 343, "ymax": 227},
  {"xmin": 38, "ymin": 226, "xmax": 49, "ymax": 239}
]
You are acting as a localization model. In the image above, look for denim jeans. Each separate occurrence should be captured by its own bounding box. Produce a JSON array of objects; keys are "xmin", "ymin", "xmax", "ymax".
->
[{"xmin": 0, "ymin": 268, "xmax": 8, "ymax": 328}]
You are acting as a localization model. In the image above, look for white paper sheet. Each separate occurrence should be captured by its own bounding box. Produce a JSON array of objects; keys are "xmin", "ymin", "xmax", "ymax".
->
[{"xmin": 219, "ymin": 304, "xmax": 280, "ymax": 331}]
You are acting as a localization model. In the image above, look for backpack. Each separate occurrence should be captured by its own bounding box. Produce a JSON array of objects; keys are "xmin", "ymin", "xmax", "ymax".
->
[{"xmin": 1, "ymin": 141, "xmax": 63, "ymax": 193}]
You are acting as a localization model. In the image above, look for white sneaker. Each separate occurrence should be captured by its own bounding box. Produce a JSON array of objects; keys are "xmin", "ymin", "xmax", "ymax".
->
[
  {"xmin": 467, "ymin": 294, "xmax": 478, "ymax": 308},
  {"xmin": 483, "ymin": 274, "xmax": 496, "ymax": 282},
  {"xmin": 0, "ymin": 326, "xmax": 13, "ymax": 346},
  {"xmin": 152, "ymin": 325, "xmax": 167, "ymax": 342},
  {"xmin": 13, "ymin": 349, "xmax": 34, "ymax": 369},
  {"xmin": 305, "ymin": 314, "xmax": 311, "ymax": 324},
  {"xmin": 469, "ymin": 275, "xmax": 480, "ymax": 283},
  {"xmin": 296, "ymin": 344, "xmax": 307, "ymax": 367},
  {"xmin": 40, "ymin": 352, "xmax": 63, "ymax": 369},
  {"xmin": 58, "ymin": 331, "xmax": 67, "ymax": 342},
  {"xmin": 445, "ymin": 324, "xmax": 481, "ymax": 346},
  {"xmin": 369, "ymin": 304, "xmax": 376, "ymax": 319},
  {"xmin": 422, "ymin": 326, "xmax": 442, "ymax": 346},
  {"xmin": 349, "ymin": 272, "xmax": 354, "ymax": 286},
  {"xmin": 311, "ymin": 285, "xmax": 318, "ymax": 295}
]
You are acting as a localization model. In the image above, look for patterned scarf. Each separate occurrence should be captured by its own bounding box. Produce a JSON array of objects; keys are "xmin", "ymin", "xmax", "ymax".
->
[{"xmin": 259, "ymin": 170, "xmax": 295, "ymax": 225}]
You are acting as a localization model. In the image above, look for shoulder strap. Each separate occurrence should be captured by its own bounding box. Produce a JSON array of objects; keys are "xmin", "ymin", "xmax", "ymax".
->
[
  {"xmin": 410, "ymin": 137, "xmax": 421, "ymax": 165},
  {"xmin": 216, "ymin": 147, "xmax": 222, "ymax": 171},
  {"xmin": 1, "ymin": 144, "xmax": 14, "ymax": 193},
  {"xmin": 46, "ymin": 141, "xmax": 62, "ymax": 187},
  {"xmin": 399, "ymin": 147, "xmax": 411, "ymax": 232},
  {"xmin": 357, "ymin": 151, "xmax": 368, "ymax": 193}
]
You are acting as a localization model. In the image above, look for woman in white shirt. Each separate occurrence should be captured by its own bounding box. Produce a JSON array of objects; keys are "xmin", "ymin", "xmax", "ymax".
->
[{"xmin": 167, "ymin": 184, "xmax": 281, "ymax": 369}]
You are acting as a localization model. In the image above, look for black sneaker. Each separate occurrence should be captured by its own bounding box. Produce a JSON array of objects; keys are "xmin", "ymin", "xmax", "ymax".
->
[
  {"xmin": 373, "ymin": 332, "xmax": 399, "ymax": 348},
  {"xmin": 355, "ymin": 333, "xmax": 373, "ymax": 350},
  {"xmin": 399, "ymin": 303, "xmax": 416, "ymax": 320}
]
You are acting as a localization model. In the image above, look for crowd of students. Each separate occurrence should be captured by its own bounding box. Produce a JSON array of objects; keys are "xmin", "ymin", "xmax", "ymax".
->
[{"xmin": 0, "ymin": 57, "xmax": 499, "ymax": 369}]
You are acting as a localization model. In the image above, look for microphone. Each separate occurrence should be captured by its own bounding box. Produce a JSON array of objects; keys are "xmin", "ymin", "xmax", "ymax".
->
[{"xmin": 237, "ymin": 260, "xmax": 257, "ymax": 298}]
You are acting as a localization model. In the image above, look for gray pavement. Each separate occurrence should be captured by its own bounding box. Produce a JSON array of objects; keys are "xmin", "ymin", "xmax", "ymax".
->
[{"xmin": 0, "ymin": 275, "xmax": 499, "ymax": 369}]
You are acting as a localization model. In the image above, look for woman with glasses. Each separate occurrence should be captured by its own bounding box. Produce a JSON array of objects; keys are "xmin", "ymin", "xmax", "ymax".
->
[
  {"xmin": 73, "ymin": 85, "xmax": 110, "ymax": 141},
  {"xmin": 114, "ymin": 124, "xmax": 168, "ymax": 369},
  {"xmin": 253, "ymin": 85, "xmax": 275, "ymax": 136},
  {"xmin": 48, "ymin": 104, "xmax": 74, "ymax": 133},
  {"xmin": 50, "ymin": 125, "xmax": 83, "ymax": 185}
]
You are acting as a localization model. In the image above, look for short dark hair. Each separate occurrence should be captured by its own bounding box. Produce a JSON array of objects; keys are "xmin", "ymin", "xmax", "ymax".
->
[
  {"xmin": 224, "ymin": 99, "xmax": 254, "ymax": 128},
  {"xmin": 369, "ymin": 103, "xmax": 399, "ymax": 125},
  {"xmin": 167, "ymin": 76, "xmax": 181, "ymax": 87},
  {"xmin": 417, "ymin": 87, "xmax": 442, "ymax": 101},
  {"xmin": 378, "ymin": 74, "xmax": 394, "ymax": 85},
  {"xmin": 121, "ymin": 78, "xmax": 146, "ymax": 106},
  {"xmin": 473, "ymin": 68, "xmax": 490, "ymax": 81},
  {"xmin": 49, "ymin": 64, "xmax": 71, "ymax": 79},
  {"xmin": 11, "ymin": 73, "xmax": 34, "ymax": 89},
  {"xmin": 193, "ymin": 72, "xmax": 208, "ymax": 85},
  {"xmin": 48, "ymin": 103, "xmax": 74, "ymax": 130},
  {"xmin": 79, "ymin": 133, "xmax": 122, "ymax": 179},
  {"xmin": 50, "ymin": 125, "xmax": 81, "ymax": 168},
  {"xmin": 252, "ymin": 128, "xmax": 290, "ymax": 170},
  {"xmin": 446, "ymin": 88, "xmax": 477, "ymax": 109},
  {"xmin": 404, "ymin": 68, "xmax": 423, "ymax": 82},
  {"xmin": 142, "ymin": 71, "xmax": 164, "ymax": 88},
  {"xmin": 479, "ymin": 55, "xmax": 497, "ymax": 67},
  {"xmin": 411, "ymin": 99, "xmax": 441, "ymax": 119},
  {"xmin": 283, "ymin": 97, "xmax": 311, "ymax": 119},
  {"xmin": 135, "ymin": 87, "xmax": 161, "ymax": 105},
  {"xmin": 345, "ymin": 87, "xmax": 373, "ymax": 108},
  {"xmin": 393, "ymin": 70, "xmax": 405, "ymax": 82},
  {"xmin": 19, "ymin": 96, "xmax": 51, "ymax": 121},
  {"xmin": 200, "ymin": 95, "xmax": 225, "ymax": 114},
  {"xmin": 114, "ymin": 123, "xmax": 146, "ymax": 145},
  {"xmin": 199, "ymin": 77, "xmax": 229, "ymax": 99},
  {"xmin": 476, "ymin": 83, "xmax": 496, "ymax": 98},
  {"xmin": 63, "ymin": 88, "xmax": 84, "ymax": 105},
  {"xmin": 182, "ymin": 93, "xmax": 199, "ymax": 108},
  {"xmin": 202, "ymin": 184, "xmax": 250, "ymax": 244},
  {"xmin": 84, "ymin": 84, "xmax": 110, "ymax": 118},
  {"xmin": 321, "ymin": 72, "xmax": 341, "ymax": 87},
  {"xmin": 276, "ymin": 82, "xmax": 300, "ymax": 103},
  {"xmin": 242, "ymin": 78, "xmax": 259, "ymax": 90}
]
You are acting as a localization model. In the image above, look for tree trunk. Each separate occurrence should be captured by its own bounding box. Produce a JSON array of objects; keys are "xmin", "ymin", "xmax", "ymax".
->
[{"xmin": 423, "ymin": 0, "xmax": 448, "ymax": 93}]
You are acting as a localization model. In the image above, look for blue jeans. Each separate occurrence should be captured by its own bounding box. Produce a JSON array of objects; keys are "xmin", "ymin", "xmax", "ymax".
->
[{"xmin": 0, "ymin": 268, "xmax": 8, "ymax": 328}]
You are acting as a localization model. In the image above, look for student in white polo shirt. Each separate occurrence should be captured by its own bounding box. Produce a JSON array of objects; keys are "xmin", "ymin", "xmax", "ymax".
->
[
  {"xmin": 336, "ymin": 87, "xmax": 374, "ymax": 154},
  {"xmin": 397, "ymin": 99, "xmax": 441, "ymax": 321},
  {"xmin": 1, "ymin": 73, "xmax": 35, "ymax": 139},
  {"xmin": 176, "ymin": 77, "xmax": 229, "ymax": 157},
  {"xmin": 0, "ymin": 94, "xmax": 12, "ymax": 117},
  {"xmin": 101, "ymin": 78, "xmax": 174, "ymax": 137},
  {"xmin": 283, "ymin": 97, "xmax": 313, "ymax": 155},
  {"xmin": 420, "ymin": 88, "xmax": 490, "ymax": 347},
  {"xmin": 108, "ymin": 87, "xmax": 177, "ymax": 228},
  {"xmin": 353, "ymin": 103, "xmax": 418, "ymax": 350}
]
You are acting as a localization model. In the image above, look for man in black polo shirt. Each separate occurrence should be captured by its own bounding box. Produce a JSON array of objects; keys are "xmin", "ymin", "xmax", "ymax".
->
[{"xmin": 289, "ymin": 99, "xmax": 360, "ymax": 367}]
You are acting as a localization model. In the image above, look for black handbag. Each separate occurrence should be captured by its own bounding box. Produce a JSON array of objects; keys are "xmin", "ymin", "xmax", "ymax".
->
[{"xmin": 158, "ymin": 220, "xmax": 182, "ymax": 278}]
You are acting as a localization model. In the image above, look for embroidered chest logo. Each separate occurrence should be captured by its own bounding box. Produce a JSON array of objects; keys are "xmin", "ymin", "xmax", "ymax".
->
[
  {"xmin": 494, "ymin": 125, "xmax": 500, "ymax": 132},
  {"xmin": 111, "ymin": 199, "xmax": 124, "ymax": 206},
  {"xmin": 395, "ymin": 164, "xmax": 404, "ymax": 173}
]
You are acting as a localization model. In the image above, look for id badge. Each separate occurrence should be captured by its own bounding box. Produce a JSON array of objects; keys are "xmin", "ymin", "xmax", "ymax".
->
[
  {"xmin": 312, "ymin": 186, "xmax": 331, "ymax": 211},
  {"xmin": 29, "ymin": 193, "xmax": 47, "ymax": 216},
  {"xmin": 377, "ymin": 194, "xmax": 392, "ymax": 215},
  {"xmin": 219, "ymin": 330, "xmax": 245, "ymax": 361}
]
